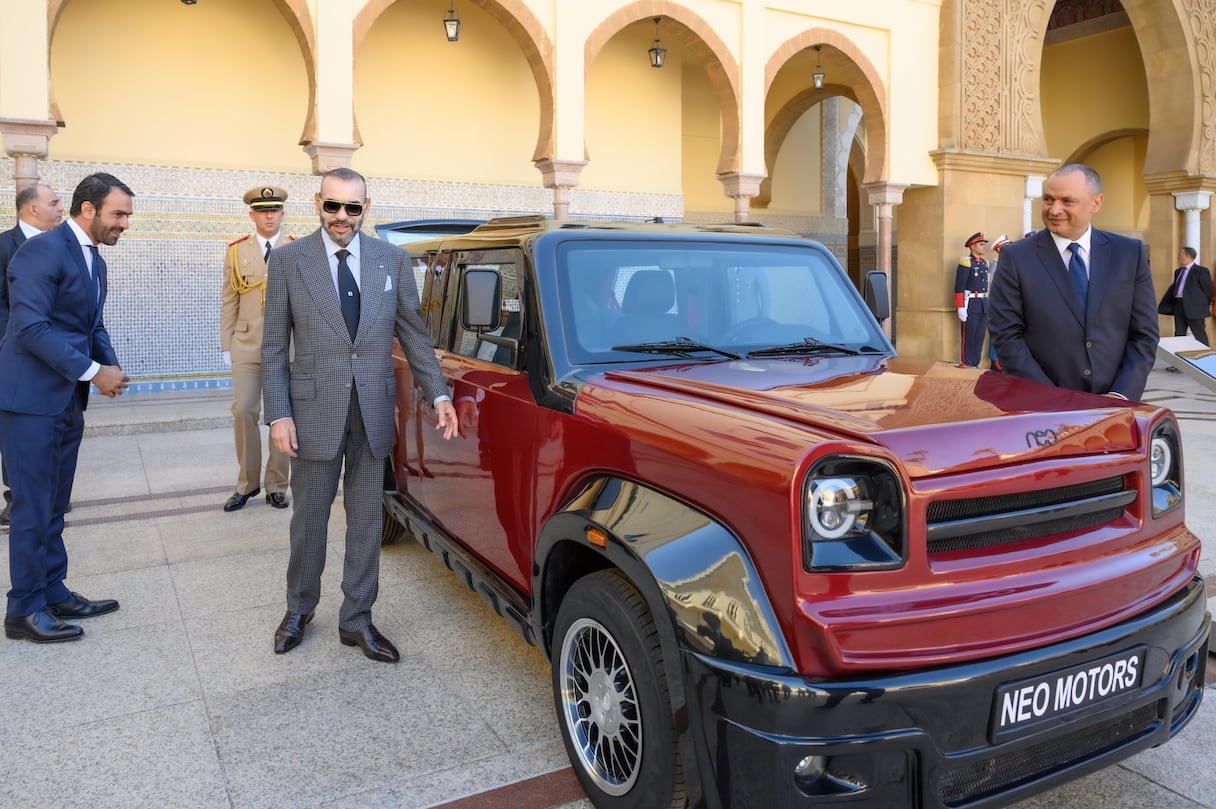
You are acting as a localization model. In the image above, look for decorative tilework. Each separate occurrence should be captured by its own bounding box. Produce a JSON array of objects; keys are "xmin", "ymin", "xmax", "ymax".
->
[{"xmin": 0, "ymin": 158, "xmax": 683, "ymax": 392}]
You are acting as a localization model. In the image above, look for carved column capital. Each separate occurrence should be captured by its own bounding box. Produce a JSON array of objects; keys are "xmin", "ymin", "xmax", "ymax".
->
[
  {"xmin": 0, "ymin": 118, "xmax": 58, "ymax": 191},
  {"xmin": 1173, "ymin": 191, "xmax": 1212, "ymax": 212},
  {"xmin": 534, "ymin": 159, "xmax": 588, "ymax": 190},
  {"xmin": 302, "ymin": 142, "xmax": 360, "ymax": 175},
  {"xmin": 718, "ymin": 173, "xmax": 766, "ymax": 223},
  {"xmin": 862, "ymin": 182, "xmax": 908, "ymax": 210}
]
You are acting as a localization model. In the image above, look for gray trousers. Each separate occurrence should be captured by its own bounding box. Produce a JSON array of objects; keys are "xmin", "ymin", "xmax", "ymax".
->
[{"xmin": 285, "ymin": 389, "xmax": 383, "ymax": 630}]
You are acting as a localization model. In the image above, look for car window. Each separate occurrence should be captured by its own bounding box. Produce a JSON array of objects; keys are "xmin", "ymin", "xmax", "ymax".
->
[
  {"xmin": 450, "ymin": 253, "xmax": 523, "ymax": 368},
  {"xmin": 556, "ymin": 241, "xmax": 883, "ymax": 363}
]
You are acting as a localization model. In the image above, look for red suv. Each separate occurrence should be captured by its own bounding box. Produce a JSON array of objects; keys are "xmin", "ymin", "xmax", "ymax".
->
[{"xmin": 384, "ymin": 217, "xmax": 1207, "ymax": 809}]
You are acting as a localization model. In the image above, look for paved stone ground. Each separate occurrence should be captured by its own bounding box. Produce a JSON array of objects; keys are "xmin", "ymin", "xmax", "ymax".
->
[{"xmin": 0, "ymin": 363, "xmax": 1214, "ymax": 808}]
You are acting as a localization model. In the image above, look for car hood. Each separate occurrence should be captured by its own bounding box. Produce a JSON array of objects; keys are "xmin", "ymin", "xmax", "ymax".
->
[{"xmin": 602, "ymin": 355, "xmax": 1145, "ymax": 478}]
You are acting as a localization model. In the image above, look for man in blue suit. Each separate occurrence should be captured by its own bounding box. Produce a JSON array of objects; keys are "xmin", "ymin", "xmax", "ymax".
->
[
  {"xmin": 989, "ymin": 164, "xmax": 1158, "ymax": 402},
  {"xmin": 0, "ymin": 183, "xmax": 64, "ymax": 526},
  {"xmin": 0, "ymin": 173, "xmax": 132, "ymax": 644}
]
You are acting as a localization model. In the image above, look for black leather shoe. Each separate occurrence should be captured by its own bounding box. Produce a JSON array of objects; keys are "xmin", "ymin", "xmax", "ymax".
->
[
  {"xmin": 223, "ymin": 488, "xmax": 260, "ymax": 512},
  {"xmin": 339, "ymin": 624, "xmax": 400, "ymax": 663},
  {"xmin": 47, "ymin": 591, "xmax": 120, "ymax": 619},
  {"xmin": 5, "ymin": 608, "xmax": 84, "ymax": 643},
  {"xmin": 0, "ymin": 500, "xmax": 9, "ymax": 525},
  {"xmin": 266, "ymin": 492, "xmax": 288, "ymax": 509},
  {"xmin": 274, "ymin": 610, "xmax": 314, "ymax": 654}
]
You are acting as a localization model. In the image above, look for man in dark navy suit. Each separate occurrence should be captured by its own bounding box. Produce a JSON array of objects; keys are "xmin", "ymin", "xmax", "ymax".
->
[
  {"xmin": 0, "ymin": 173, "xmax": 132, "ymax": 644},
  {"xmin": 989, "ymin": 164, "xmax": 1158, "ymax": 402},
  {"xmin": 0, "ymin": 183, "xmax": 64, "ymax": 526},
  {"xmin": 1159, "ymin": 246, "xmax": 1213, "ymax": 345}
]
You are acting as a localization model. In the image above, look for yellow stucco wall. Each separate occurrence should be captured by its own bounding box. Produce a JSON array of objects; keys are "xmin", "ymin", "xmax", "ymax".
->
[
  {"xmin": 49, "ymin": 0, "xmax": 311, "ymax": 174},
  {"xmin": 1041, "ymin": 26, "xmax": 1148, "ymax": 162},
  {"xmin": 680, "ymin": 61, "xmax": 731, "ymax": 214},
  {"xmin": 353, "ymin": 0, "xmax": 540, "ymax": 184},
  {"xmin": 769, "ymin": 105, "xmax": 823, "ymax": 214},
  {"xmin": 582, "ymin": 22, "xmax": 684, "ymax": 195}
]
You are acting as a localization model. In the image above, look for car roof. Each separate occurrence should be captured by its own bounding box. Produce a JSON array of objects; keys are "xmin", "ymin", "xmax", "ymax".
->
[{"xmin": 404, "ymin": 215, "xmax": 806, "ymax": 253}]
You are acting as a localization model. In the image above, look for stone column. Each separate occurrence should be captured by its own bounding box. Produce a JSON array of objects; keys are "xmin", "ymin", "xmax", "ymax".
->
[
  {"xmin": 1024, "ymin": 176, "xmax": 1044, "ymax": 236},
  {"xmin": 535, "ymin": 159, "xmax": 588, "ymax": 221},
  {"xmin": 1173, "ymin": 191, "xmax": 1212, "ymax": 259},
  {"xmin": 303, "ymin": 142, "xmax": 360, "ymax": 175},
  {"xmin": 863, "ymin": 183, "xmax": 907, "ymax": 337},
  {"xmin": 0, "ymin": 118, "xmax": 57, "ymax": 191},
  {"xmin": 718, "ymin": 172, "xmax": 765, "ymax": 223}
]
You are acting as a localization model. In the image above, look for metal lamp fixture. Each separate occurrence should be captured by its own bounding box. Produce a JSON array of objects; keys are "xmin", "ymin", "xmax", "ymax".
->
[
  {"xmin": 444, "ymin": 1, "xmax": 461, "ymax": 42},
  {"xmin": 648, "ymin": 17, "xmax": 667, "ymax": 69},
  {"xmin": 180, "ymin": 0, "xmax": 197, "ymax": 4},
  {"xmin": 812, "ymin": 45, "xmax": 825, "ymax": 90}
]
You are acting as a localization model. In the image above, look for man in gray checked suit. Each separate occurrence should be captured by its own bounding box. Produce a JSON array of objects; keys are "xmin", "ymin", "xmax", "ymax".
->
[{"xmin": 262, "ymin": 168, "xmax": 457, "ymax": 663}]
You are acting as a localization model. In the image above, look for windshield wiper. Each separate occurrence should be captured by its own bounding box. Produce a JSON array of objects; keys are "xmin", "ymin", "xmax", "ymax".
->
[
  {"xmin": 612, "ymin": 336, "xmax": 741, "ymax": 360},
  {"xmin": 746, "ymin": 337, "xmax": 869, "ymax": 358}
]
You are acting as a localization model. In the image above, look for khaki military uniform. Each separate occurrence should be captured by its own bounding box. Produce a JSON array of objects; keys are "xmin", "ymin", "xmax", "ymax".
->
[{"xmin": 221, "ymin": 231, "xmax": 292, "ymax": 496}]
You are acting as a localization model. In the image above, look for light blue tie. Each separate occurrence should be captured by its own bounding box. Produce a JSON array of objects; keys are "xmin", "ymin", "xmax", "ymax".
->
[{"xmin": 1067, "ymin": 242, "xmax": 1088, "ymax": 317}]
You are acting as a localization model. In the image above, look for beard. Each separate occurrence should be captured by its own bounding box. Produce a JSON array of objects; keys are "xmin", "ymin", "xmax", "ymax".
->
[
  {"xmin": 320, "ymin": 214, "xmax": 361, "ymax": 247},
  {"xmin": 89, "ymin": 217, "xmax": 122, "ymax": 246}
]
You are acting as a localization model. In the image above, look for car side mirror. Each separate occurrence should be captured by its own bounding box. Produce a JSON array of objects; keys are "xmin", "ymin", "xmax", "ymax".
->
[
  {"xmin": 863, "ymin": 270, "xmax": 890, "ymax": 321},
  {"xmin": 462, "ymin": 269, "xmax": 502, "ymax": 333}
]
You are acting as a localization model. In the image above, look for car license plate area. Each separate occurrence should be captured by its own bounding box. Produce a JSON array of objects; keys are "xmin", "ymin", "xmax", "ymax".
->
[{"xmin": 990, "ymin": 647, "xmax": 1145, "ymax": 742}]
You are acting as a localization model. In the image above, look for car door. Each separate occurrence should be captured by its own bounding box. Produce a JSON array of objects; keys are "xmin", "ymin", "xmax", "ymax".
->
[{"xmin": 413, "ymin": 249, "xmax": 538, "ymax": 592}]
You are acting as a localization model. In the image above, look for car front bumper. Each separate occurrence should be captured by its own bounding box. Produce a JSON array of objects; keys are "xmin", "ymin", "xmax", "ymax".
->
[{"xmin": 681, "ymin": 576, "xmax": 1209, "ymax": 809}]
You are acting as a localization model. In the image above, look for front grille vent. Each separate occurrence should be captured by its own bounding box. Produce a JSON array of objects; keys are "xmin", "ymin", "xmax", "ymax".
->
[
  {"xmin": 938, "ymin": 703, "xmax": 1157, "ymax": 806},
  {"xmin": 926, "ymin": 476, "xmax": 1133, "ymax": 555}
]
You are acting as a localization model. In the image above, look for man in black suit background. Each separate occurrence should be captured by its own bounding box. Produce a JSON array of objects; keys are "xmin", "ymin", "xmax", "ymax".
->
[
  {"xmin": 1159, "ymin": 246, "xmax": 1213, "ymax": 345},
  {"xmin": 0, "ymin": 183, "xmax": 64, "ymax": 526},
  {"xmin": 989, "ymin": 163, "xmax": 1158, "ymax": 402}
]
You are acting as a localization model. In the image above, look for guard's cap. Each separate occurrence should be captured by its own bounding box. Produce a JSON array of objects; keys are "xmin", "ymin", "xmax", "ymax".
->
[
  {"xmin": 991, "ymin": 234, "xmax": 1010, "ymax": 252},
  {"xmin": 244, "ymin": 185, "xmax": 287, "ymax": 210},
  {"xmin": 965, "ymin": 232, "xmax": 987, "ymax": 248}
]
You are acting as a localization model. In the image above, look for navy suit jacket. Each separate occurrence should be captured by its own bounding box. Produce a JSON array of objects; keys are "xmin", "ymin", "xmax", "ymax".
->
[
  {"xmin": 988, "ymin": 228, "xmax": 1158, "ymax": 402},
  {"xmin": 0, "ymin": 221, "xmax": 117, "ymax": 416},
  {"xmin": 0, "ymin": 223, "xmax": 27, "ymax": 339}
]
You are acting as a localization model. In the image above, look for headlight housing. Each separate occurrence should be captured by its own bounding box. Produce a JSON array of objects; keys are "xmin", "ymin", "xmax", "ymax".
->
[
  {"xmin": 803, "ymin": 456, "xmax": 905, "ymax": 570},
  {"xmin": 1149, "ymin": 420, "xmax": 1182, "ymax": 518}
]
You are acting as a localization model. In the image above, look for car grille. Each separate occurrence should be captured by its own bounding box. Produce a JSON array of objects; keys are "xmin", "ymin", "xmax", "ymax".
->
[
  {"xmin": 925, "ymin": 476, "xmax": 1134, "ymax": 554},
  {"xmin": 938, "ymin": 703, "xmax": 1157, "ymax": 806}
]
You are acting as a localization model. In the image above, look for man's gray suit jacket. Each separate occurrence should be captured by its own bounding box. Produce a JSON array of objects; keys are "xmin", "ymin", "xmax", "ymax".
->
[
  {"xmin": 261, "ymin": 229, "xmax": 448, "ymax": 461},
  {"xmin": 988, "ymin": 228, "xmax": 1158, "ymax": 402}
]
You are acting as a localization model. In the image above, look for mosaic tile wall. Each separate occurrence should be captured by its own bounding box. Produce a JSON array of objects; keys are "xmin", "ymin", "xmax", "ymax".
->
[{"xmin": 0, "ymin": 158, "xmax": 683, "ymax": 393}]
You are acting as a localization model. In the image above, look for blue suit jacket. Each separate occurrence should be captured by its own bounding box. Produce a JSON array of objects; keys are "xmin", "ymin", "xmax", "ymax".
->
[
  {"xmin": 0, "ymin": 223, "xmax": 27, "ymax": 339},
  {"xmin": 0, "ymin": 221, "xmax": 117, "ymax": 415},
  {"xmin": 988, "ymin": 228, "xmax": 1158, "ymax": 402}
]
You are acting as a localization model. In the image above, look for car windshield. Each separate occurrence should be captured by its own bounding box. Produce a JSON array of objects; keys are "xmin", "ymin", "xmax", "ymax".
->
[{"xmin": 556, "ymin": 239, "xmax": 889, "ymax": 364}]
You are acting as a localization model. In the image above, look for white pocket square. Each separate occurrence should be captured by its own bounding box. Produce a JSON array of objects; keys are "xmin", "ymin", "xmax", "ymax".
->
[{"xmin": 384, "ymin": 275, "xmax": 393, "ymax": 292}]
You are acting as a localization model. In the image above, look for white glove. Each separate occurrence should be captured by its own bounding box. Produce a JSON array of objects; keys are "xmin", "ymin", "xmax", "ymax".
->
[
  {"xmin": 957, "ymin": 307, "xmax": 968, "ymax": 322},
  {"xmin": 222, "ymin": 350, "xmax": 231, "ymax": 368}
]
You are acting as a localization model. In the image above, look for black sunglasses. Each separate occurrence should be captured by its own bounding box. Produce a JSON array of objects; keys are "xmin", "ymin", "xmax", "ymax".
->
[{"xmin": 320, "ymin": 198, "xmax": 365, "ymax": 217}]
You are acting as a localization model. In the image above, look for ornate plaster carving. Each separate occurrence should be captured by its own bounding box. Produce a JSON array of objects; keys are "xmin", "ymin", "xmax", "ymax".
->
[
  {"xmin": 960, "ymin": 0, "xmax": 1052, "ymax": 156},
  {"xmin": 1181, "ymin": 0, "xmax": 1216, "ymax": 175}
]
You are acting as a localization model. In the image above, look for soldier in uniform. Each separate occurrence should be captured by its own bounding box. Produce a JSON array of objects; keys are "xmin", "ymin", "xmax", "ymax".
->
[
  {"xmin": 220, "ymin": 186, "xmax": 293, "ymax": 511},
  {"xmin": 954, "ymin": 231, "xmax": 990, "ymax": 367},
  {"xmin": 987, "ymin": 235, "xmax": 1009, "ymax": 371}
]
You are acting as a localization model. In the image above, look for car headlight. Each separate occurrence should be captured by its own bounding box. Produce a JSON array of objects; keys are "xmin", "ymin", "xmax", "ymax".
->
[
  {"xmin": 803, "ymin": 457, "xmax": 905, "ymax": 570},
  {"xmin": 1149, "ymin": 420, "xmax": 1182, "ymax": 518}
]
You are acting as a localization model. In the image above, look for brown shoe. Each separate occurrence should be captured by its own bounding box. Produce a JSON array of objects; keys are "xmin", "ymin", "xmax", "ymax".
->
[{"xmin": 339, "ymin": 623, "xmax": 400, "ymax": 663}]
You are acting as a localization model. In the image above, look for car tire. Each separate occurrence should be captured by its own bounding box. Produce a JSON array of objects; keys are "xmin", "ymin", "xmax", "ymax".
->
[
  {"xmin": 552, "ymin": 569, "xmax": 687, "ymax": 809},
  {"xmin": 381, "ymin": 498, "xmax": 409, "ymax": 546}
]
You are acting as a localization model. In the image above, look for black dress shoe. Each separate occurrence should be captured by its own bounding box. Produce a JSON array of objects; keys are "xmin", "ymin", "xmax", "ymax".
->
[
  {"xmin": 47, "ymin": 591, "xmax": 120, "ymax": 619},
  {"xmin": 274, "ymin": 610, "xmax": 314, "ymax": 654},
  {"xmin": 339, "ymin": 623, "xmax": 400, "ymax": 663},
  {"xmin": 5, "ymin": 608, "xmax": 84, "ymax": 643},
  {"xmin": 223, "ymin": 488, "xmax": 261, "ymax": 512},
  {"xmin": 266, "ymin": 492, "xmax": 289, "ymax": 509}
]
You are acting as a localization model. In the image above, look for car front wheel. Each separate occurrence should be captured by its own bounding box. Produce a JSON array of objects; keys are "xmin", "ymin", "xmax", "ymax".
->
[{"xmin": 552, "ymin": 569, "xmax": 686, "ymax": 808}]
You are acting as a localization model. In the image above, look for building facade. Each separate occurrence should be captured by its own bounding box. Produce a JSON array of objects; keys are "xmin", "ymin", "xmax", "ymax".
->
[{"xmin": 0, "ymin": 0, "xmax": 1211, "ymax": 387}]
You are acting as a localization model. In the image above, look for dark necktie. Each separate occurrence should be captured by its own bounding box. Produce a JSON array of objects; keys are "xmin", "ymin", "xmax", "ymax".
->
[
  {"xmin": 336, "ymin": 249, "xmax": 360, "ymax": 339},
  {"xmin": 263, "ymin": 240, "xmax": 272, "ymax": 264},
  {"xmin": 1067, "ymin": 242, "xmax": 1088, "ymax": 317},
  {"xmin": 86, "ymin": 244, "xmax": 102, "ymax": 305}
]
